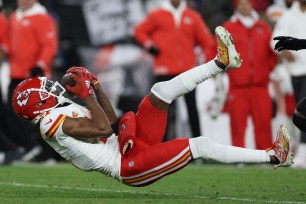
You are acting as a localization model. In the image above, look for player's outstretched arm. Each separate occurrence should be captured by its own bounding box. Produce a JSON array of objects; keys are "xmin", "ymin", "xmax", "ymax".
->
[
  {"xmin": 62, "ymin": 96, "xmax": 113, "ymax": 138},
  {"xmin": 274, "ymin": 36, "xmax": 306, "ymax": 51},
  {"xmin": 93, "ymin": 82, "xmax": 117, "ymax": 125}
]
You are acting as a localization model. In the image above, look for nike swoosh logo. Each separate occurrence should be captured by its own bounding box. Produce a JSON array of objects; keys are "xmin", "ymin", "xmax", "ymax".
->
[{"xmin": 45, "ymin": 118, "xmax": 53, "ymax": 125}]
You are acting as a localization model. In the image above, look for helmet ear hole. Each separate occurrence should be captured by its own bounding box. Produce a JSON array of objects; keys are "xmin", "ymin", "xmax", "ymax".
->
[{"xmin": 35, "ymin": 100, "xmax": 47, "ymax": 108}]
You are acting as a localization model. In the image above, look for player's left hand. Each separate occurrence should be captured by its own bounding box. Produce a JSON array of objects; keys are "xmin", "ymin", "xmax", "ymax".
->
[
  {"xmin": 66, "ymin": 66, "xmax": 99, "ymax": 89},
  {"xmin": 274, "ymin": 36, "xmax": 301, "ymax": 51},
  {"xmin": 65, "ymin": 73, "xmax": 94, "ymax": 99}
]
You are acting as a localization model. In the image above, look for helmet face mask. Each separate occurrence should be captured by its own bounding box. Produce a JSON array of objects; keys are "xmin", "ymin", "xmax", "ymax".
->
[
  {"xmin": 40, "ymin": 77, "xmax": 66, "ymax": 101},
  {"xmin": 13, "ymin": 77, "xmax": 67, "ymax": 123}
]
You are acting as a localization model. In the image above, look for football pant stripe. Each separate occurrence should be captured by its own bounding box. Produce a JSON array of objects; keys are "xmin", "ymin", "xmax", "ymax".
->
[
  {"xmin": 125, "ymin": 154, "xmax": 192, "ymax": 186},
  {"xmin": 121, "ymin": 147, "xmax": 190, "ymax": 180},
  {"xmin": 122, "ymin": 150, "xmax": 191, "ymax": 184}
]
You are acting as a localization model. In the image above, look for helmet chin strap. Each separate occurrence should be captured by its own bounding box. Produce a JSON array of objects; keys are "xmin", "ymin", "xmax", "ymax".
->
[
  {"xmin": 57, "ymin": 95, "xmax": 74, "ymax": 105},
  {"xmin": 31, "ymin": 95, "xmax": 74, "ymax": 124}
]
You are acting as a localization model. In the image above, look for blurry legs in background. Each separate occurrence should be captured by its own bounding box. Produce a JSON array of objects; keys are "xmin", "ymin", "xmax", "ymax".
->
[
  {"xmin": 0, "ymin": 86, "xmax": 24, "ymax": 165},
  {"xmin": 154, "ymin": 75, "xmax": 176, "ymax": 141},
  {"xmin": 154, "ymin": 75, "xmax": 201, "ymax": 141},
  {"xmin": 184, "ymin": 89, "xmax": 201, "ymax": 138},
  {"xmin": 7, "ymin": 79, "xmax": 42, "ymax": 162}
]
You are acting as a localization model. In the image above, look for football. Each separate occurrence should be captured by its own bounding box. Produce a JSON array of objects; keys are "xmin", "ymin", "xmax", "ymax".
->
[
  {"xmin": 61, "ymin": 72, "xmax": 76, "ymax": 88},
  {"xmin": 61, "ymin": 73, "xmax": 77, "ymax": 98}
]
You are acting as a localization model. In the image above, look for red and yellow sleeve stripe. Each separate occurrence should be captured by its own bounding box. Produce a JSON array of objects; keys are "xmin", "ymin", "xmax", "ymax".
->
[{"xmin": 45, "ymin": 114, "xmax": 67, "ymax": 138}]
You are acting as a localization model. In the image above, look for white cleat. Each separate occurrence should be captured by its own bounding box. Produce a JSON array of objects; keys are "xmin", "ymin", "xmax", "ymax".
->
[
  {"xmin": 266, "ymin": 124, "xmax": 294, "ymax": 169},
  {"xmin": 215, "ymin": 26, "xmax": 242, "ymax": 70}
]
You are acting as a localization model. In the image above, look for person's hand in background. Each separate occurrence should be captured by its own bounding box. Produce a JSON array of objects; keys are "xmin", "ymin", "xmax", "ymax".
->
[{"xmin": 274, "ymin": 36, "xmax": 306, "ymax": 51}]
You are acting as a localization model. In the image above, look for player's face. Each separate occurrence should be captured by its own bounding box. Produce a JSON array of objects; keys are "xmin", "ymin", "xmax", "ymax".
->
[
  {"xmin": 236, "ymin": 0, "xmax": 253, "ymax": 17},
  {"xmin": 43, "ymin": 79, "xmax": 66, "ymax": 100},
  {"xmin": 17, "ymin": 0, "xmax": 36, "ymax": 11}
]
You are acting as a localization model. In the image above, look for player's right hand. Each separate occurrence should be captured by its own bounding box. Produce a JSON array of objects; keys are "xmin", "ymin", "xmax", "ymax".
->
[
  {"xmin": 273, "ymin": 36, "xmax": 301, "ymax": 51},
  {"xmin": 65, "ymin": 73, "xmax": 94, "ymax": 99}
]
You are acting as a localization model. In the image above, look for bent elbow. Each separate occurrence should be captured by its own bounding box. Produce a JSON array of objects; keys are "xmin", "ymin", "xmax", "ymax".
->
[
  {"xmin": 109, "ymin": 116, "xmax": 118, "ymax": 125},
  {"xmin": 97, "ymin": 124, "xmax": 113, "ymax": 136},
  {"xmin": 105, "ymin": 126, "xmax": 113, "ymax": 135}
]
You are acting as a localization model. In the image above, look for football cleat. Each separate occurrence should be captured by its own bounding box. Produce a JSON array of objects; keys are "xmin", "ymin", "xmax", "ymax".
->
[
  {"xmin": 215, "ymin": 26, "xmax": 242, "ymax": 70},
  {"xmin": 266, "ymin": 124, "xmax": 294, "ymax": 169}
]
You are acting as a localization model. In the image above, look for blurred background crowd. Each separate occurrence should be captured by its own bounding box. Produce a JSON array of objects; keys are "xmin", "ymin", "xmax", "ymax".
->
[{"xmin": 0, "ymin": 0, "xmax": 306, "ymax": 168}]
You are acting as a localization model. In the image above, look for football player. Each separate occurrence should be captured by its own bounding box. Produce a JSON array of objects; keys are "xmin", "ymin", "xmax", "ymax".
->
[{"xmin": 12, "ymin": 27, "xmax": 293, "ymax": 187}]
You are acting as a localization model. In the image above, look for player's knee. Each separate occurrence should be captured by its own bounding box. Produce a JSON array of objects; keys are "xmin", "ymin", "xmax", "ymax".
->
[
  {"xmin": 151, "ymin": 82, "xmax": 172, "ymax": 104},
  {"xmin": 194, "ymin": 136, "xmax": 212, "ymax": 144},
  {"xmin": 152, "ymin": 81, "xmax": 167, "ymax": 92}
]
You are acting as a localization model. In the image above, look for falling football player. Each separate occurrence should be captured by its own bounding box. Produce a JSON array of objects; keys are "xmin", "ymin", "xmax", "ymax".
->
[{"xmin": 12, "ymin": 27, "xmax": 293, "ymax": 187}]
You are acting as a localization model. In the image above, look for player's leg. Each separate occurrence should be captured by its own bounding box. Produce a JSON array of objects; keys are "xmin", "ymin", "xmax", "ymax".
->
[
  {"xmin": 134, "ymin": 26, "xmax": 241, "ymax": 145},
  {"xmin": 121, "ymin": 138, "xmax": 191, "ymax": 187},
  {"xmin": 189, "ymin": 124, "xmax": 293, "ymax": 169},
  {"xmin": 120, "ymin": 124, "xmax": 293, "ymax": 187},
  {"xmin": 134, "ymin": 95, "xmax": 168, "ymax": 146},
  {"xmin": 149, "ymin": 26, "xmax": 242, "ymax": 111}
]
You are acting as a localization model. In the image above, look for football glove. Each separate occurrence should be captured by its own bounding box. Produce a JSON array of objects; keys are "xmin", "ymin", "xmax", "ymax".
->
[
  {"xmin": 65, "ymin": 73, "xmax": 93, "ymax": 99},
  {"xmin": 274, "ymin": 36, "xmax": 306, "ymax": 51},
  {"xmin": 66, "ymin": 66, "xmax": 99, "ymax": 89}
]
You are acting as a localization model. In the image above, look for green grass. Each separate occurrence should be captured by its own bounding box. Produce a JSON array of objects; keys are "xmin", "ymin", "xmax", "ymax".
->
[{"xmin": 0, "ymin": 163, "xmax": 305, "ymax": 204}]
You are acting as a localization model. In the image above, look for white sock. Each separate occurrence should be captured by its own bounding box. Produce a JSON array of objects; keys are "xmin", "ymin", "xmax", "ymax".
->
[
  {"xmin": 151, "ymin": 60, "xmax": 223, "ymax": 103},
  {"xmin": 189, "ymin": 137, "xmax": 270, "ymax": 164}
]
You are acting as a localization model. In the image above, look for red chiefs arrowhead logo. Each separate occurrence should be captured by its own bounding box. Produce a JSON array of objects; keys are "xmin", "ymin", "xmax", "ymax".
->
[{"xmin": 17, "ymin": 90, "xmax": 30, "ymax": 107}]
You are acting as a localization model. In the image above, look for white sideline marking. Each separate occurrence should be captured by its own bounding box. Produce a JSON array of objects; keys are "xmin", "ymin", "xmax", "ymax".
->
[{"xmin": 0, "ymin": 182, "xmax": 304, "ymax": 204}]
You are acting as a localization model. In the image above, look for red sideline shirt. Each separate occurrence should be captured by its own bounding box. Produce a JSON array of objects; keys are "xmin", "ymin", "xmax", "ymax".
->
[
  {"xmin": 135, "ymin": 7, "xmax": 214, "ymax": 76},
  {"xmin": 5, "ymin": 7, "xmax": 57, "ymax": 79},
  {"xmin": 0, "ymin": 13, "xmax": 7, "ymax": 45},
  {"xmin": 222, "ymin": 18, "xmax": 276, "ymax": 89}
]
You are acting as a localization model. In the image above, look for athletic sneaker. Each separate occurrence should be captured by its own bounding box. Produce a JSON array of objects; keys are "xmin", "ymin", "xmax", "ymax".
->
[
  {"xmin": 215, "ymin": 26, "xmax": 242, "ymax": 70},
  {"xmin": 266, "ymin": 124, "xmax": 294, "ymax": 169}
]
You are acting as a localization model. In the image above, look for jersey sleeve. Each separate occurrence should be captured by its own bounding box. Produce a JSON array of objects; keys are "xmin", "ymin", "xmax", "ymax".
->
[{"xmin": 40, "ymin": 112, "xmax": 67, "ymax": 139}]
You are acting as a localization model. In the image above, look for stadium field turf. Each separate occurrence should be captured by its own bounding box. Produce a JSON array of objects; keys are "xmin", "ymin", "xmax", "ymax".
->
[{"xmin": 0, "ymin": 163, "xmax": 305, "ymax": 204}]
